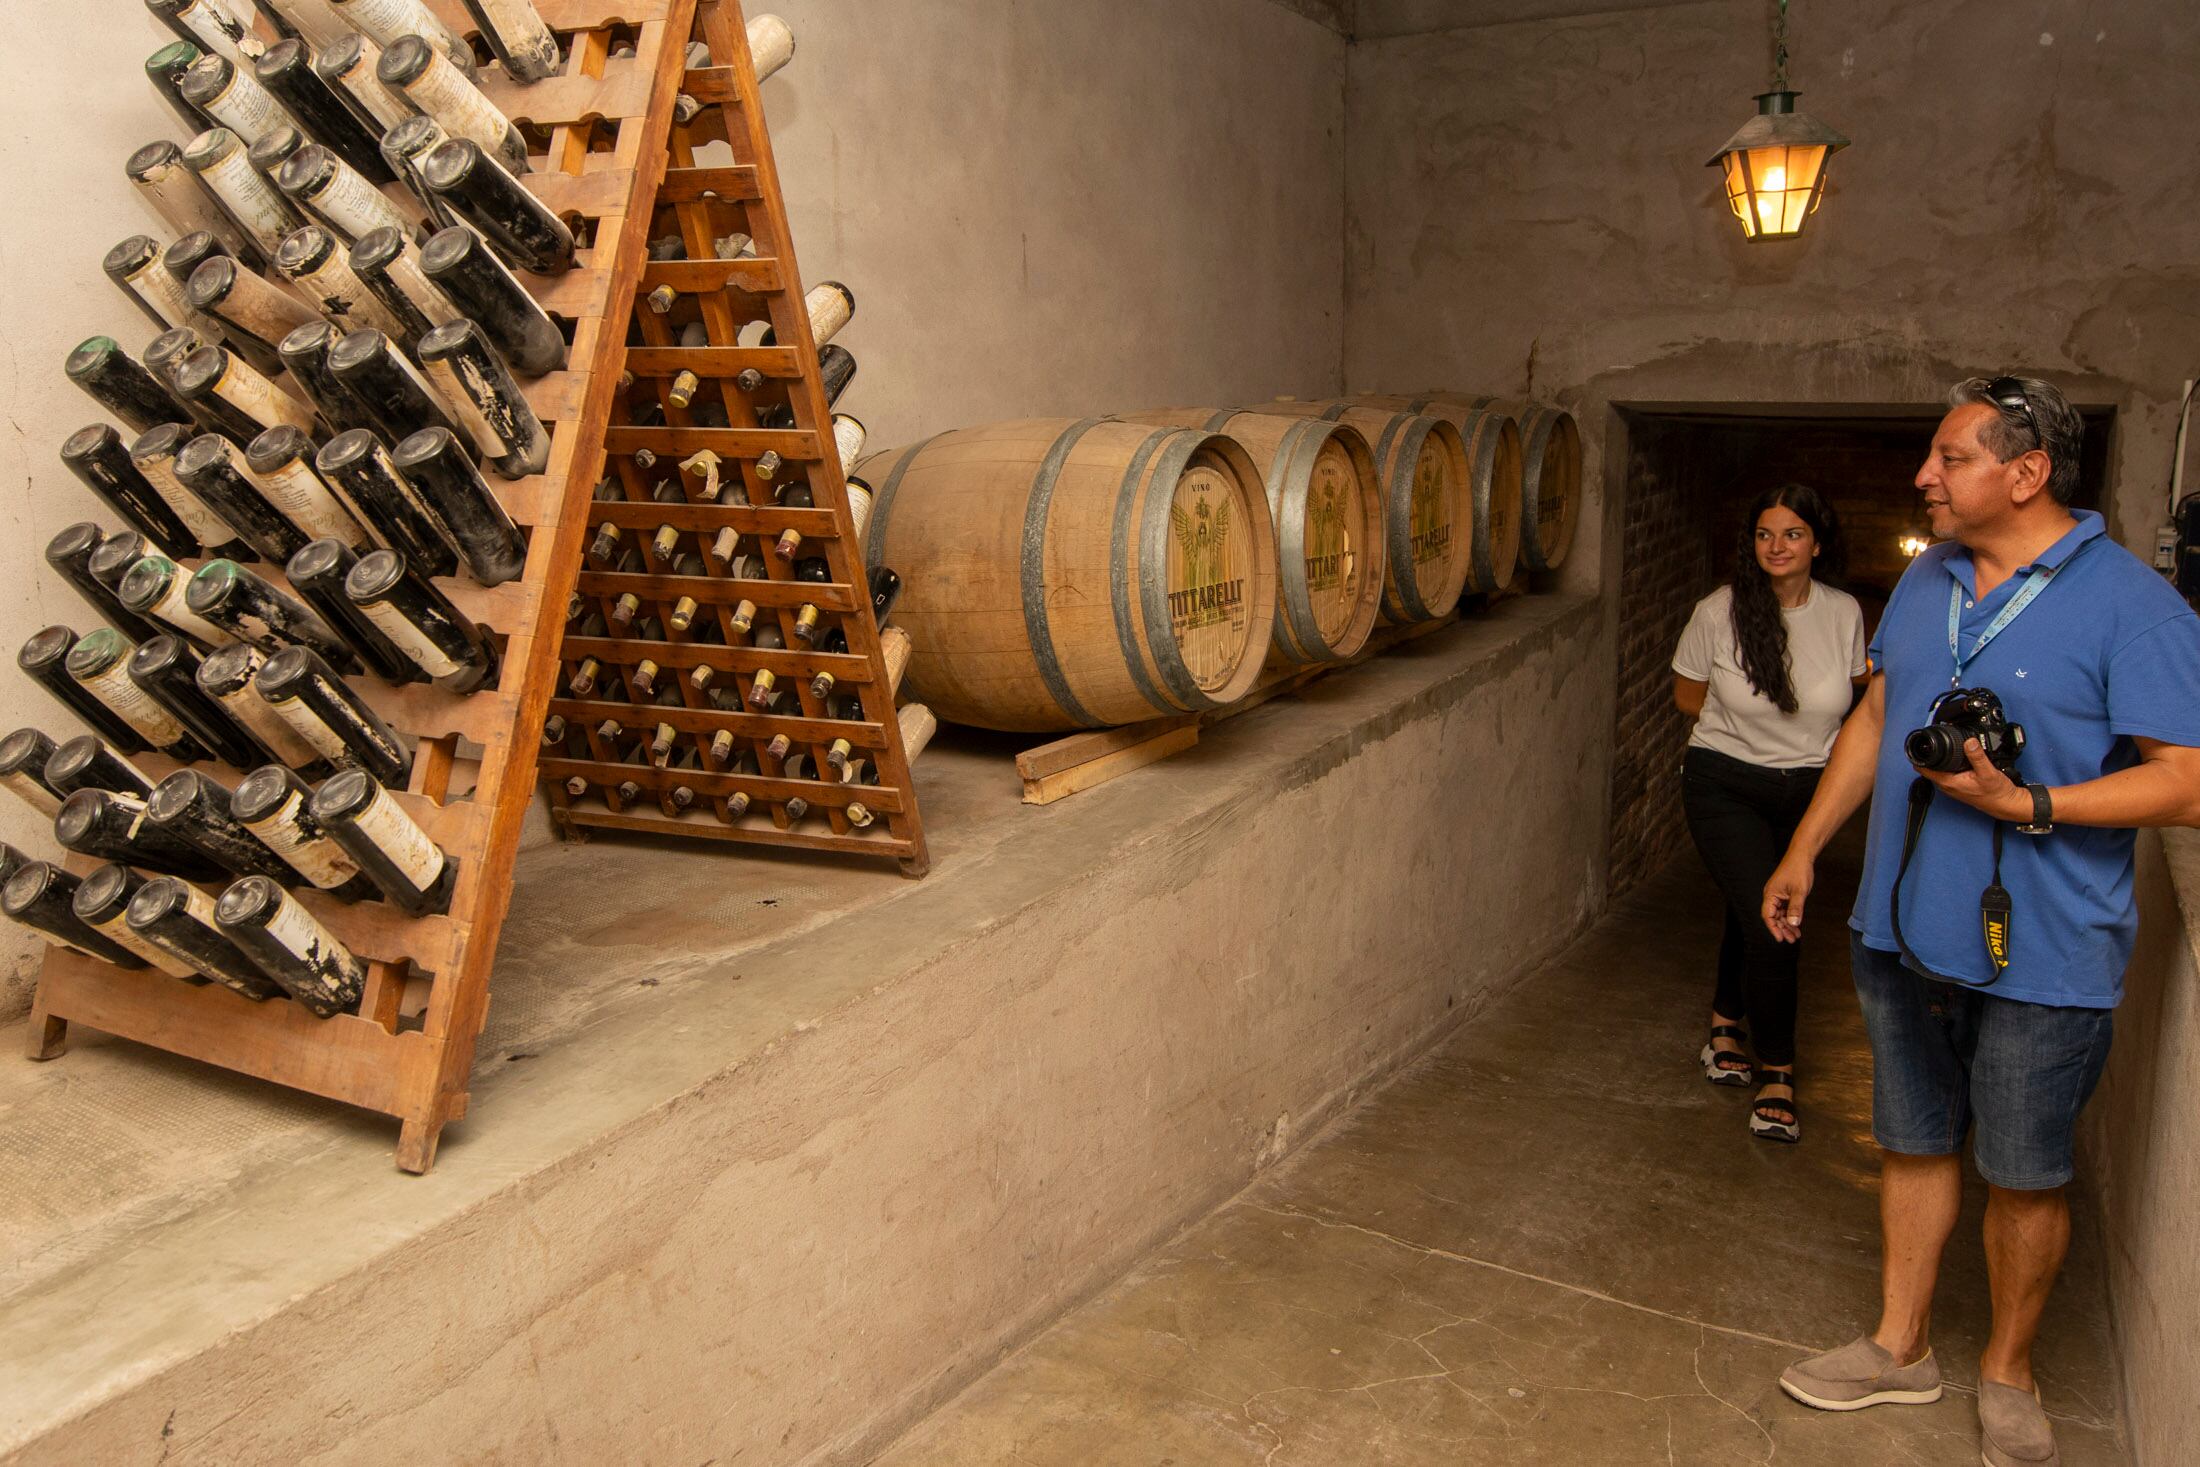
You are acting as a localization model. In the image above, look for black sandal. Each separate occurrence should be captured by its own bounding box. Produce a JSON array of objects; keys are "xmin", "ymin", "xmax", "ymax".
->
[
  {"xmin": 1750, "ymin": 1068, "xmax": 1799, "ymax": 1143},
  {"xmin": 1699, "ymin": 1024, "xmax": 1753, "ymax": 1086}
]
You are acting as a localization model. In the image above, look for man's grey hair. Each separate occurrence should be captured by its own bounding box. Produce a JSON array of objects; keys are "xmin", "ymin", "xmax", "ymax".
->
[{"xmin": 1947, "ymin": 375, "xmax": 2083, "ymax": 506}]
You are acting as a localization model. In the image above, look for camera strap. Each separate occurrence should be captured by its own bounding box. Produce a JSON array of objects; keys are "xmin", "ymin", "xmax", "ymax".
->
[{"xmin": 1890, "ymin": 776, "xmax": 2013, "ymax": 985}]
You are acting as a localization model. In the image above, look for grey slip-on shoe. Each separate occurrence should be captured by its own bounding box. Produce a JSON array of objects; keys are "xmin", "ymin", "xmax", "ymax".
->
[
  {"xmin": 1779, "ymin": 1335, "xmax": 1944, "ymax": 1411},
  {"xmin": 1979, "ymin": 1381, "xmax": 2060, "ymax": 1466}
]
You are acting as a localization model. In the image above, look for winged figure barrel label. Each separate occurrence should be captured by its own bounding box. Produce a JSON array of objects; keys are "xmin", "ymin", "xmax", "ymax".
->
[{"xmin": 1165, "ymin": 467, "xmax": 1252, "ymax": 692}]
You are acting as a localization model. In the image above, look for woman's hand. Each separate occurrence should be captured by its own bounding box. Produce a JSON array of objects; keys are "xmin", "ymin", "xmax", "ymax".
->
[{"xmin": 1917, "ymin": 738, "xmax": 2031, "ymax": 822}]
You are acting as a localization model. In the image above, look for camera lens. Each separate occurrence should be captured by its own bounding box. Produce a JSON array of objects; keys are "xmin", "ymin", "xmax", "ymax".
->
[{"xmin": 1905, "ymin": 725, "xmax": 1965, "ymax": 772}]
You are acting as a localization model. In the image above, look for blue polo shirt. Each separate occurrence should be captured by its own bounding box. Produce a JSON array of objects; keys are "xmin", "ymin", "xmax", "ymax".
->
[{"xmin": 1851, "ymin": 511, "xmax": 2200, "ymax": 1006}]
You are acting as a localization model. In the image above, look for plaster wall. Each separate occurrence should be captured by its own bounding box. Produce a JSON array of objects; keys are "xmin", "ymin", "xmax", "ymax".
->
[
  {"xmin": 0, "ymin": 0, "xmax": 1348, "ymax": 1020},
  {"xmin": 3, "ymin": 599, "xmax": 1605, "ymax": 1467}
]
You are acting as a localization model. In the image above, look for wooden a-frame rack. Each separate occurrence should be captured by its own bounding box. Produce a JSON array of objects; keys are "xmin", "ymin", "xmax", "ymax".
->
[
  {"xmin": 26, "ymin": 0, "xmax": 699, "ymax": 1172},
  {"xmin": 537, "ymin": 0, "xmax": 932, "ymax": 878}
]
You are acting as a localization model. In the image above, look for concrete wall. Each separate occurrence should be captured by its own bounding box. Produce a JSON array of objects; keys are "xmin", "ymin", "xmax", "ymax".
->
[
  {"xmin": 5, "ymin": 599, "xmax": 1606, "ymax": 1467},
  {"xmin": 0, "ymin": 0, "xmax": 1349, "ymax": 1020},
  {"xmin": 2084, "ymin": 830, "xmax": 2200, "ymax": 1467}
]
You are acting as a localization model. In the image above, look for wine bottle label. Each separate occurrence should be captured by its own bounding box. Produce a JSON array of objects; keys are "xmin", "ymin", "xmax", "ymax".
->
[
  {"xmin": 203, "ymin": 71, "xmax": 290, "ymax": 147},
  {"xmin": 421, "ymin": 354, "xmax": 516, "ymax": 459},
  {"xmin": 254, "ymin": 458, "xmax": 367, "ymax": 544},
  {"xmin": 178, "ymin": 880, "xmax": 225, "ymax": 936},
  {"xmin": 359, "ymin": 598, "xmax": 465, "ymax": 677},
  {"xmin": 124, "ymin": 258, "xmax": 198, "ymax": 333},
  {"xmin": 384, "ymin": 248, "xmax": 460, "ymax": 327},
  {"xmin": 833, "ymin": 416, "xmax": 866, "ymax": 471},
  {"xmin": 749, "ymin": 15, "xmax": 795, "ymax": 81},
  {"xmin": 0, "ymin": 770, "xmax": 61, "ymax": 817},
  {"xmin": 216, "ymin": 359, "xmax": 317, "ymax": 435},
  {"xmin": 351, "ymin": 783, "xmax": 445, "ymax": 887},
  {"xmin": 310, "ymin": 163, "xmax": 413, "ymax": 241},
  {"xmin": 292, "ymin": 258, "xmax": 401, "ymax": 337},
  {"xmin": 153, "ymin": 574, "xmax": 240, "ymax": 647},
  {"xmin": 178, "ymin": 0, "xmax": 254, "ymax": 59},
  {"xmin": 267, "ymin": 691, "xmax": 352, "ymax": 760},
  {"xmin": 898, "ymin": 703, "xmax": 938, "ymax": 762},
  {"xmin": 245, "ymin": 789, "xmax": 364, "ymax": 887},
  {"xmin": 403, "ymin": 53, "xmax": 513, "ymax": 159},
  {"xmin": 200, "ymin": 147, "xmax": 296, "ymax": 250},
  {"xmin": 214, "ymin": 268, "xmax": 313, "ymax": 346},
  {"xmin": 215, "ymin": 681, "xmax": 321, "ymax": 766},
  {"xmin": 810, "ymin": 284, "xmax": 853, "ymax": 345},
  {"xmin": 259, "ymin": 890, "xmax": 355, "ymax": 985},
  {"xmin": 78, "ymin": 661, "xmax": 190, "ymax": 745},
  {"xmin": 340, "ymin": 0, "xmax": 450, "ymax": 48},
  {"xmin": 139, "ymin": 454, "xmax": 244, "ymax": 547},
  {"xmin": 846, "ymin": 481, "xmax": 874, "ymax": 540},
  {"xmin": 89, "ymin": 906, "xmax": 201, "ymax": 978},
  {"xmin": 334, "ymin": 40, "xmax": 413, "ymax": 128}
]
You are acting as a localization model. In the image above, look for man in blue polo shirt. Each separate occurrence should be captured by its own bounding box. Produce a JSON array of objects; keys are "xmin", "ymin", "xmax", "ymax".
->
[{"xmin": 1755, "ymin": 376, "xmax": 2200, "ymax": 1467}]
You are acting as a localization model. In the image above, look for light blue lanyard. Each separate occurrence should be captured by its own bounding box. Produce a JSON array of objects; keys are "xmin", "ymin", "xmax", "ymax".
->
[{"xmin": 1946, "ymin": 567, "xmax": 2056, "ymax": 688}]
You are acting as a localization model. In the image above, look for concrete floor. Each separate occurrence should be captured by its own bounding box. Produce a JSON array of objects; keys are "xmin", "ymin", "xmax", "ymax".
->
[{"xmin": 873, "ymin": 833, "xmax": 2133, "ymax": 1467}]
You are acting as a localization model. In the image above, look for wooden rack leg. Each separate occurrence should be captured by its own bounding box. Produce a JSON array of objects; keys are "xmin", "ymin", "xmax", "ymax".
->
[{"xmin": 26, "ymin": 995, "xmax": 67, "ymax": 1060}]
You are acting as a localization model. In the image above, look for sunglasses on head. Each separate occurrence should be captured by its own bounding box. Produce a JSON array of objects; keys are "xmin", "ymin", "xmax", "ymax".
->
[{"xmin": 1984, "ymin": 375, "xmax": 2041, "ymax": 447}]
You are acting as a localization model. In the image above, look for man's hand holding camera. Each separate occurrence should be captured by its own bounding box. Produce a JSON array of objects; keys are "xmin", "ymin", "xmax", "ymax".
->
[{"xmin": 1914, "ymin": 735, "xmax": 2032, "ymax": 823}]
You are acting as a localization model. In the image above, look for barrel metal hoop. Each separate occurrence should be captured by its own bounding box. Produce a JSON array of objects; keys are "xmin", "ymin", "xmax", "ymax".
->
[
  {"xmin": 1201, "ymin": 408, "xmax": 1236, "ymax": 433},
  {"xmin": 1137, "ymin": 430, "xmax": 1225, "ymax": 711},
  {"xmin": 1108, "ymin": 427, "xmax": 1177, "ymax": 717},
  {"xmin": 1462, "ymin": 418, "xmax": 1500, "ymax": 590},
  {"xmin": 1022, "ymin": 418, "xmax": 1109, "ymax": 728},
  {"xmin": 1319, "ymin": 402, "xmax": 1347, "ymax": 422},
  {"xmin": 1518, "ymin": 408, "xmax": 1555, "ymax": 570},
  {"xmin": 863, "ymin": 430, "xmax": 944, "ymax": 570},
  {"xmin": 1381, "ymin": 418, "xmax": 1432, "ymax": 621},
  {"xmin": 1268, "ymin": 418, "xmax": 1328, "ymax": 660}
]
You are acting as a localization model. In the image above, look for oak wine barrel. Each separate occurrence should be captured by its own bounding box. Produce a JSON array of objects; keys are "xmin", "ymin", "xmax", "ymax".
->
[
  {"xmin": 1260, "ymin": 401, "xmax": 1473, "ymax": 623},
  {"xmin": 858, "ymin": 419, "xmax": 1279, "ymax": 733},
  {"xmin": 1125, "ymin": 409, "xmax": 1385, "ymax": 664},
  {"xmin": 1413, "ymin": 394, "xmax": 1580, "ymax": 573},
  {"xmin": 1354, "ymin": 395, "xmax": 1522, "ymax": 593}
]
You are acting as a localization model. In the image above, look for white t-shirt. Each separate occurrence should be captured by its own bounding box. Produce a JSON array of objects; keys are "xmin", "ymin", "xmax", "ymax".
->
[{"xmin": 1672, "ymin": 582, "xmax": 1866, "ymax": 768}]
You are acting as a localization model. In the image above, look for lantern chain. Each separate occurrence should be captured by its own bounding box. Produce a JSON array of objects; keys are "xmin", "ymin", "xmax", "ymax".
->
[{"xmin": 1772, "ymin": 0, "xmax": 1791, "ymax": 89}]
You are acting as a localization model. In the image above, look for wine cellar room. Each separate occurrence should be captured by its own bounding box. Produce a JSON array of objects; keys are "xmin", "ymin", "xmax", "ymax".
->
[{"xmin": 0, "ymin": 1, "xmax": 2196, "ymax": 1465}]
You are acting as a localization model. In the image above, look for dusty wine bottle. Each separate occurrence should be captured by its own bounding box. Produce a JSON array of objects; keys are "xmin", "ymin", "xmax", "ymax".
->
[
  {"xmin": 161, "ymin": 229, "xmax": 234, "ymax": 294},
  {"xmin": 309, "ymin": 766, "xmax": 456, "ymax": 914},
  {"xmin": 758, "ymin": 345, "xmax": 856, "ymax": 431},
  {"xmin": 416, "ymin": 319, "xmax": 550, "ymax": 479},
  {"xmin": 197, "ymin": 642, "xmax": 338, "ymax": 766},
  {"xmin": 65, "ymin": 337, "xmax": 189, "ymax": 437},
  {"xmin": 344, "ymin": 548, "xmax": 500, "ymax": 692},
  {"xmin": 126, "ymin": 430, "xmax": 255, "ymax": 562},
  {"xmin": 274, "ymin": 225, "xmax": 408, "ymax": 338},
  {"xmin": 246, "ymin": 123, "xmax": 309, "ymax": 186},
  {"xmin": 869, "ymin": 564, "xmax": 902, "ymax": 625},
  {"xmin": 284, "ymin": 541, "xmax": 420, "ymax": 683},
  {"xmin": 61, "ymin": 426, "xmax": 201, "ymax": 555},
  {"xmin": 173, "ymin": 344, "xmax": 319, "ymax": 441},
  {"xmin": 64, "ymin": 629, "xmax": 212, "ymax": 760},
  {"xmin": 246, "ymin": 426, "xmax": 374, "ymax": 546},
  {"xmin": 417, "ymin": 226, "xmax": 566, "ymax": 376},
  {"xmin": 129, "ymin": 635, "xmax": 268, "ymax": 766},
  {"xmin": 129, "ymin": 139, "xmax": 264, "ymax": 268},
  {"xmin": 147, "ymin": 0, "xmax": 256, "ymax": 64},
  {"xmin": 256, "ymin": 644, "xmax": 413, "ymax": 782},
  {"xmin": 327, "ymin": 328, "xmax": 467, "ymax": 448},
  {"xmin": 57, "ymin": 787, "xmax": 224, "ymax": 878},
  {"xmin": 586, "ymin": 522, "xmax": 623, "ymax": 565},
  {"xmin": 314, "ymin": 429, "xmax": 462, "ymax": 576},
  {"xmin": 256, "ymin": 0, "xmax": 352, "ymax": 50},
  {"xmin": 148, "ymin": 768, "xmax": 297, "ymax": 878},
  {"xmin": 147, "ymin": 40, "xmax": 217, "ymax": 135},
  {"xmin": 115, "ymin": 553, "xmax": 234, "ymax": 651},
  {"xmin": 178, "ymin": 54, "xmax": 296, "ymax": 150},
  {"xmin": 758, "ymin": 281, "xmax": 855, "ymax": 349},
  {"xmin": 253, "ymin": 39, "xmax": 394, "ymax": 182},
  {"xmin": 378, "ymin": 35, "xmax": 529, "ymax": 175},
  {"xmin": 19, "ymin": 628, "xmax": 150, "ymax": 751},
  {"xmin": 215, "ymin": 875, "xmax": 365, "ymax": 1016},
  {"xmin": 174, "ymin": 433, "xmax": 311, "ymax": 562},
  {"xmin": 607, "ymin": 592, "xmax": 641, "ymax": 628},
  {"xmin": 186, "ymin": 255, "xmax": 318, "ymax": 360},
  {"xmin": 790, "ymin": 604, "xmax": 823, "ymax": 647},
  {"xmin": 104, "ymin": 236, "xmax": 196, "ymax": 335},
  {"xmin": 126, "ymin": 874, "xmax": 286, "ymax": 997},
  {"xmin": 646, "ymin": 721, "xmax": 678, "ymax": 765},
  {"xmin": 0, "ymin": 730, "xmax": 66, "ymax": 818},
  {"xmin": 565, "ymin": 657, "xmax": 602, "ymax": 696},
  {"xmin": 185, "ymin": 560, "xmax": 358, "ymax": 669},
  {"xmin": 748, "ymin": 14, "xmax": 795, "ymax": 82},
  {"xmin": 350, "ymin": 227, "xmax": 461, "ymax": 342},
  {"xmin": 315, "ymin": 31, "xmax": 414, "ymax": 132},
  {"xmin": 71, "ymin": 863, "xmax": 206, "ymax": 978},
  {"xmin": 462, "ymin": 0, "xmax": 562, "ymax": 83},
  {"xmin": 183, "ymin": 127, "xmax": 308, "ymax": 262},
  {"xmin": 277, "ymin": 321, "xmax": 372, "ymax": 436},
  {"xmin": 46, "ymin": 734, "xmax": 157, "ymax": 800},
  {"xmin": 231, "ymin": 763, "xmax": 378, "ymax": 899},
  {"xmin": 380, "ymin": 116, "xmax": 463, "ymax": 234},
  {"xmin": 328, "ymin": 0, "xmax": 477, "ymax": 76},
  {"xmin": 389, "ymin": 428, "xmax": 528, "ymax": 585},
  {"xmin": 276, "ymin": 144, "xmax": 420, "ymax": 245},
  {"xmin": 421, "ymin": 140, "xmax": 575, "ymax": 276},
  {"xmin": 4, "ymin": 862, "xmax": 149, "ymax": 968}
]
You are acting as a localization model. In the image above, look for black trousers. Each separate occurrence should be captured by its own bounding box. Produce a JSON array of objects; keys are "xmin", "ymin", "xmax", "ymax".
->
[{"xmin": 1681, "ymin": 746, "xmax": 1823, "ymax": 1068}]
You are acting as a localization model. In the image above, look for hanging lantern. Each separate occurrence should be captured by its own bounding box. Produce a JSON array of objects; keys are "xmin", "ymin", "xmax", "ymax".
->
[{"xmin": 1707, "ymin": 3, "xmax": 1848, "ymax": 242}]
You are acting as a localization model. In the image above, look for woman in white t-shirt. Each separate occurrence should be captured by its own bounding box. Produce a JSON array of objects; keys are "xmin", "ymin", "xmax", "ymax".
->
[{"xmin": 1672, "ymin": 483, "xmax": 1866, "ymax": 1144}]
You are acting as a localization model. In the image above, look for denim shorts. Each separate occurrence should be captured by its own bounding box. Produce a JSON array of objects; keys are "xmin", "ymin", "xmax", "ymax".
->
[{"xmin": 1850, "ymin": 934, "xmax": 2114, "ymax": 1190}]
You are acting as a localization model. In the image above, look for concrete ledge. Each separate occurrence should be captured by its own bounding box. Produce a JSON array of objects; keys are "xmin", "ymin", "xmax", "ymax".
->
[{"xmin": 0, "ymin": 594, "xmax": 1605, "ymax": 1466}]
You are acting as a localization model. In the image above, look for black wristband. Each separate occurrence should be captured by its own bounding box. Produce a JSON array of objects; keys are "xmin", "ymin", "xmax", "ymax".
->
[{"xmin": 2019, "ymin": 782, "xmax": 2053, "ymax": 835}]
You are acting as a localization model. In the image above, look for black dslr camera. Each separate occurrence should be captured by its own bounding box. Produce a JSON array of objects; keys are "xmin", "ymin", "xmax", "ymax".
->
[{"xmin": 1905, "ymin": 687, "xmax": 2026, "ymax": 773}]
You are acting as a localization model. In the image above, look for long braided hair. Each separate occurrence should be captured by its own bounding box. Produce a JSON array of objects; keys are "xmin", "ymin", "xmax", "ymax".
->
[{"xmin": 1729, "ymin": 482, "xmax": 1841, "ymax": 715}]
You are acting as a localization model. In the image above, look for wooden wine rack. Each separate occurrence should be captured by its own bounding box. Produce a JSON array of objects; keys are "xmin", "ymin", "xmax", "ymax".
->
[
  {"xmin": 536, "ymin": 0, "xmax": 932, "ymax": 878},
  {"xmin": 24, "ymin": 0, "xmax": 697, "ymax": 1172}
]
